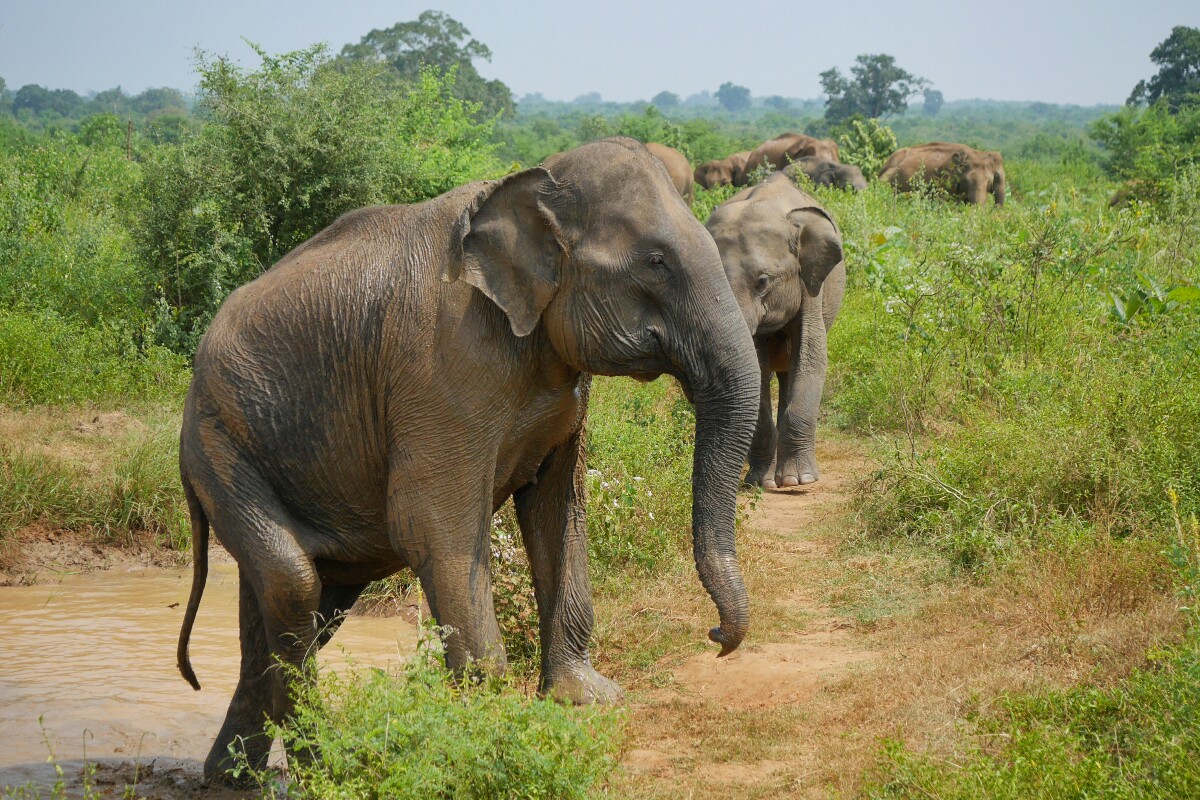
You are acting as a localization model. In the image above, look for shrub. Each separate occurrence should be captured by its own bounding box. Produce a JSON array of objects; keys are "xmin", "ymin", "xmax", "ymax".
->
[
  {"xmin": 138, "ymin": 44, "xmax": 502, "ymax": 352},
  {"xmin": 241, "ymin": 644, "xmax": 623, "ymax": 799}
]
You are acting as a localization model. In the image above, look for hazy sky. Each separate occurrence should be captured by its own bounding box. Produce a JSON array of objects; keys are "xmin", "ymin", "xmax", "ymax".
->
[{"xmin": 1, "ymin": 1, "xmax": 1198, "ymax": 105}]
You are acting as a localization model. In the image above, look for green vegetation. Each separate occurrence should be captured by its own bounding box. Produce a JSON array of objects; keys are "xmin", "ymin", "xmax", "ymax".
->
[
  {"xmin": 866, "ymin": 503, "xmax": 1200, "ymax": 798},
  {"xmin": 2, "ymin": 18, "xmax": 1199, "ymax": 800},
  {"xmin": 235, "ymin": 644, "xmax": 622, "ymax": 799},
  {"xmin": 819, "ymin": 54, "xmax": 928, "ymax": 124}
]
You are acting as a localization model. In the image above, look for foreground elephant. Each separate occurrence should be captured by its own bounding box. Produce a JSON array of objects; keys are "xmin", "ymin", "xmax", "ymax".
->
[
  {"xmin": 645, "ymin": 141, "xmax": 694, "ymax": 201},
  {"xmin": 176, "ymin": 138, "xmax": 760, "ymax": 782},
  {"xmin": 880, "ymin": 142, "xmax": 1005, "ymax": 205},
  {"xmin": 783, "ymin": 157, "xmax": 868, "ymax": 192},
  {"xmin": 707, "ymin": 174, "xmax": 845, "ymax": 488},
  {"xmin": 694, "ymin": 151, "xmax": 751, "ymax": 189},
  {"xmin": 741, "ymin": 133, "xmax": 841, "ymax": 184}
]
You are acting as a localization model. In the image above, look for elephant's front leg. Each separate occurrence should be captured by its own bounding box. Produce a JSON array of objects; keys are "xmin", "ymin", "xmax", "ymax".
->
[
  {"xmin": 388, "ymin": 485, "xmax": 506, "ymax": 675},
  {"xmin": 513, "ymin": 430, "xmax": 622, "ymax": 704},
  {"xmin": 745, "ymin": 353, "xmax": 778, "ymax": 489},
  {"xmin": 775, "ymin": 291, "xmax": 828, "ymax": 487}
]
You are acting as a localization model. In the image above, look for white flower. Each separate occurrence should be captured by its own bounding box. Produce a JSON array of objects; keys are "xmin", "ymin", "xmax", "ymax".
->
[
  {"xmin": 586, "ymin": 469, "xmax": 602, "ymax": 478},
  {"xmin": 601, "ymin": 481, "xmax": 610, "ymax": 490},
  {"xmin": 646, "ymin": 490, "xmax": 653, "ymax": 497},
  {"xmin": 612, "ymin": 499, "xmax": 619, "ymax": 508},
  {"xmin": 648, "ymin": 512, "xmax": 655, "ymax": 520},
  {"xmin": 633, "ymin": 476, "xmax": 644, "ymax": 482}
]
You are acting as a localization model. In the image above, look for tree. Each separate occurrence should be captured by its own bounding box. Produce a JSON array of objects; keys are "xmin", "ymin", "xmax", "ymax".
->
[
  {"xmin": 12, "ymin": 84, "xmax": 84, "ymax": 118},
  {"xmin": 819, "ymin": 54, "xmax": 927, "ymax": 123},
  {"xmin": 922, "ymin": 88, "xmax": 944, "ymax": 117},
  {"xmin": 763, "ymin": 95, "xmax": 791, "ymax": 110},
  {"xmin": 651, "ymin": 91, "xmax": 680, "ymax": 110},
  {"xmin": 339, "ymin": 10, "xmax": 514, "ymax": 119},
  {"xmin": 716, "ymin": 82, "xmax": 751, "ymax": 113},
  {"xmin": 1127, "ymin": 26, "xmax": 1200, "ymax": 110},
  {"xmin": 0, "ymin": 78, "xmax": 11, "ymax": 115}
]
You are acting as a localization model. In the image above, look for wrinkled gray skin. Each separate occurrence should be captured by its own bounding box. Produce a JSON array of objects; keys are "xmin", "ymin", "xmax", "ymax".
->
[
  {"xmin": 784, "ymin": 157, "xmax": 868, "ymax": 192},
  {"xmin": 645, "ymin": 142, "xmax": 694, "ymax": 202},
  {"xmin": 880, "ymin": 142, "xmax": 1005, "ymax": 206},
  {"xmin": 740, "ymin": 133, "xmax": 841, "ymax": 185},
  {"xmin": 694, "ymin": 151, "xmax": 751, "ymax": 189},
  {"xmin": 176, "ymin": 138, "xmax": 760, "ymax": 784},
  {"xmin": 706, "ymin": 173, "xmax": 846, "ymax": 489}
]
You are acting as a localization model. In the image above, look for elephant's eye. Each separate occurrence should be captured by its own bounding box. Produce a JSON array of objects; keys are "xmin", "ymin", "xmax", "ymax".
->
[
  {"xmin": 648, "ymin": 254, "xmax": 666, "ymax": 268},
  {"xmin": 755, "ymin": 274, "xmax": 771, "ymax": 294}
]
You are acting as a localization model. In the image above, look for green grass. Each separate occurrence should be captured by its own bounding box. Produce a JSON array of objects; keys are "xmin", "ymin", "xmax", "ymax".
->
[
  {"xmin": 0, "ymin": 416, "xmax": 187, "ymax": 547},
  {"xmin": 866, "ymin": 508, "xmax": 1200, "ymax": 799}
]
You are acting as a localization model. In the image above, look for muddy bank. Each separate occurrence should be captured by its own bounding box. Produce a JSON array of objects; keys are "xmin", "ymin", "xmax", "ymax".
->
[{"xmin": 0, "ymin": 560, "xmax": 419, "ymax": 796}]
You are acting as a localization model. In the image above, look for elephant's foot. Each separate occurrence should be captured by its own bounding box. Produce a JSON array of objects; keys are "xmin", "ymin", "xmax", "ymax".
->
[
  {"xmin": 540, "ymin": 663, "xmax": 624, "ymax": 705},
  {"xmin": 743, "ymin": 466, "xmax": 771, "ymax": 490},
  {"xmin": 775, "ymin": 453, "xmax": 819, "ymax": 488},
  {"xmin": 203, "ymin": 733, "xmax": 272, "ymax": 787}
]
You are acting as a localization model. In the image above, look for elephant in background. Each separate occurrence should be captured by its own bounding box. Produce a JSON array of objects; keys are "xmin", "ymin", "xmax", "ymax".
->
[
  {"xmin": 176, "ymin": 138, "xmax": 761, "ymax": 783},
  {"xmin": 880, "ymin": 142, "xmax": 1005, "ymax": 206},
  {"xmin": 706, "ymin": 173, "xmax": 846, "ymax": 489},
  {"xmin": 741, "ymin": 133, "xmax": 841, "ymax": 183},
  {"xmin": 783, "ymin": 157, "xmax": 867, "ymax": 192},
  {"xmin": 645, "ymin": 141, "xmax": 694, "ymax": 202},
  {"xmin": 694, "ymin": 151, "xmax": 751, "ymax": 189}
]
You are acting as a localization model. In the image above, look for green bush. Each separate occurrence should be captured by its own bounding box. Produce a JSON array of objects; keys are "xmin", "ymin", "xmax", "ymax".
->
[
  {"xmin": 138, "ymin": 43, "xmax": 503, "ymax": 352},
  {"xmin": 241, "ymin": 645, "xmax": 623, "ymax": 799},
  {"xmin": 0, "ymin": 309, "xmax": 188, "ymax": 405},
  {"xmin": 1090, "ymin": 102, "xmax": 1200, "ymax": 202}
]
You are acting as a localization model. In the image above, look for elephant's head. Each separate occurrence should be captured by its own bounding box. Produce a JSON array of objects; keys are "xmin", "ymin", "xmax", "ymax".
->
[
  {"xmin": 695, "ymin": 159, "xmax": 736, "ymax": 189},
  {"xmin": 707, "ymin": 175, "xmax": 844, "ymax": 335},
  {"xmin": 954, "ymin": 150, "xmax": 1006, "ymax": 206},
  {"xmin": 445, "ymin": 138, "xmax": 760, "ymax": 655}
]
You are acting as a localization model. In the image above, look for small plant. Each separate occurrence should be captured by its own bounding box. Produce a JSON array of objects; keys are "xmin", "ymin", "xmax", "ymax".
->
[{"xmin": 235, "ymin": 640, "xmax": 623, "ymax": 799}]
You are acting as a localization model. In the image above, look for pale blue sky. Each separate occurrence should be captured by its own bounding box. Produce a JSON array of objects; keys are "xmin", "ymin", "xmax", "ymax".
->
[{"xmin": 1, "ymin": 1, "xmax": 1197, "ymax": 105}]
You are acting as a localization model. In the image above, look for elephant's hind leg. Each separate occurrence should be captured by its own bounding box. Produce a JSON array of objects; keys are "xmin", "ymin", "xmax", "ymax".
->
[{"xmin": 191, "ymin": 455, "xmax": 326, "ymax": 783}]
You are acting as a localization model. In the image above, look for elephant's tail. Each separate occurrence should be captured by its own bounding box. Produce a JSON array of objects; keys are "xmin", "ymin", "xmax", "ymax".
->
[{"xmin": 177, "ymin": 474, "xmax": 208, "ymax": 691}]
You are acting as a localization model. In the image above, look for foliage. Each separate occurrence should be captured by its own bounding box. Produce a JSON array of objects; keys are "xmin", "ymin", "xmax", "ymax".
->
[
  {"xmin": 866, "ymin": 505, "xmax": 1200, "ymax": 799},
  {"xmin": 1090, "ymin": 103, "xmax": 1200, "ymax": 202},
  {"xmin": 339, "ymin": 10, "xmax": 514, "ymax": 119},
  {"xmin": 238, "ymin": 644, "xmax": 623, "ymax": 799},
  {"xmin": 820, "ymin": 54, "xmax": 928, "ymax": 123},
  {"xmin": 651, "ymin": 91, "xmax": 679, "ymax": 110},
  {"xmin": 138, "ymin": 43, "xmax": 500, "ymax": 352},
  {"xmin": 585, "ymin": 377, "xmax": 698, "ymax": 575},
  {"xmin": 716, "ymin": 82, "xmax": 751, "ymax": 113},
  {"xmin": 922, "ymin": 88, "xmax": 944, "ymax": 117},
  {"xmin": 1127, "ymin": 25, "xmax": 1200, "ymax": 109},
  {"xmin": 821, "ymin": 163, "xmax": 1199, "ymax": 572},
  {"xmin": 832, "ymin": 117, "xmax": 898, "ymax": 177}
]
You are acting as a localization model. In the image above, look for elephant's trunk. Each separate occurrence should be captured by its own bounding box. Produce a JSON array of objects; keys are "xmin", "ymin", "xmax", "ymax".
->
[
  {"xmin": 682, "ymin": 303, "xmax": 760, "ymax": 656},
  {"xmin": 993, "ymin": 172, "xmax": 1006, "ymax": 206}
]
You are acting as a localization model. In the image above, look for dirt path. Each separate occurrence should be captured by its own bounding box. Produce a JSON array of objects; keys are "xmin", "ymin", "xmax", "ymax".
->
[{"xmin": 612, "ymin": 438, "xmax": 879, "ymax": 798}]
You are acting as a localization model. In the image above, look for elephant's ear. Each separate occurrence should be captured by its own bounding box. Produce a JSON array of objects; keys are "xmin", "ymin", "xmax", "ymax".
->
[
  {"xmin": 787, "ymin": 207, "xmax": 843, "ymax": 297},
  {"xmin": 444, "ymin": 167, "xmax": 570, "ymax": 337}
]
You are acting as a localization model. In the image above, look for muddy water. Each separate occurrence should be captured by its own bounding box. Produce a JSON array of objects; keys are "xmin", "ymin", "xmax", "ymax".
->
[{"xmin": 0, "ymin": 560, "xmax": 417, "ymax": 787}]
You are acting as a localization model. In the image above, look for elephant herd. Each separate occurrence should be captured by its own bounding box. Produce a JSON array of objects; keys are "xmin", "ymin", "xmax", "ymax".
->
[
  {"xmin": 687, "ymin": 131, "xmax": 1006, "ymax": 206},
  {"xmin": 175, "ymin": 133, "xmax": 1004, "ymax": 784}
]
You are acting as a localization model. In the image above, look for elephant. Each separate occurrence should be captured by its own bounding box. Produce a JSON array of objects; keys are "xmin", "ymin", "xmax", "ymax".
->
[
  {"xmin": 740, "ymin": 133, "xmax": 841, "ymax": 184},
  {"xmin": 706, "ymin": 173, "xmax": 846, "ymax": 489},
  {"xmin": 880, "ymin": 142, "xmax": 1005, "ymax": 206},
  {"xmin": 175, "ymin": 137, "xmax": 761, "ymax": 783},
  {"xmin": 645, "ymin": 141, "xmax": 694, "ymax": 202},
  {"xmin": 783, "ymin": 157, "xmax": 868, "ymax": 192},
  {"xmin": 694, "ymin": 151, "xmax": 751, "ymax": 189}
]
